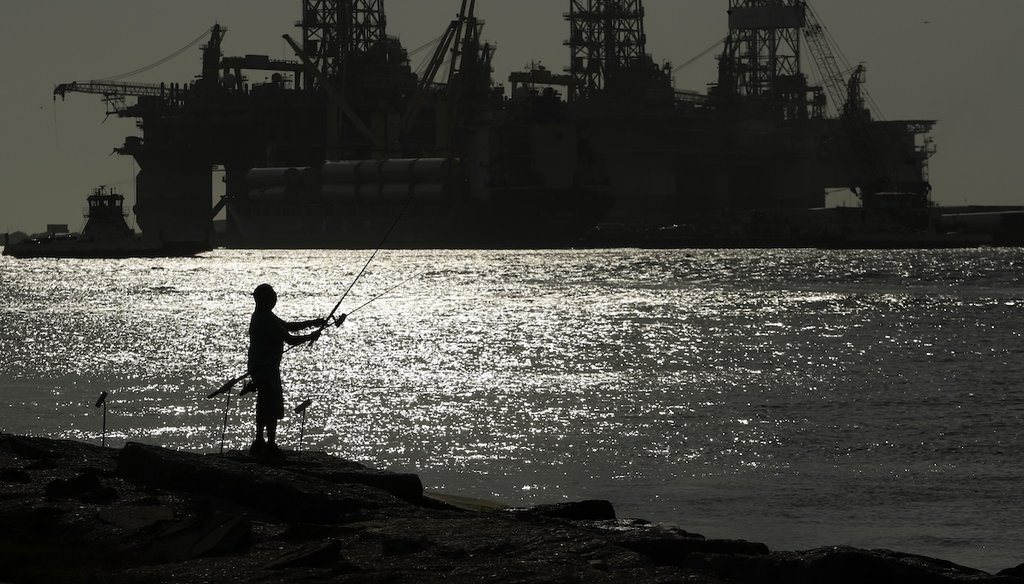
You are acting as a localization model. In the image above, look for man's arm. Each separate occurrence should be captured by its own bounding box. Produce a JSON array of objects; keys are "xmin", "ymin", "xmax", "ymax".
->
[
  {"xmin": 283, "ymin": 318, "xmax": 328, "ymax": 332},
  {"xmin": 269, "ymin": 314, "xmax": 323, "ymax": 345},
  {"xmin": 283, "ymin": 328, "xmax": 321, "ymax": 346}
]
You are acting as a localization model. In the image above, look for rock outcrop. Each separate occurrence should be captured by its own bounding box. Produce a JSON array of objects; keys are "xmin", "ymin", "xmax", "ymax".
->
[{"xmin": 0, "ymin": 433, "xmax": 1019, "ymax": 583}]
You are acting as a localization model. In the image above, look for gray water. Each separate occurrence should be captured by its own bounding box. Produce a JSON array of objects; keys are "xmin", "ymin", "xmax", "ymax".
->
[{"xmin": 1, "ymin": 248, "xmax": 1022, "ymax": 572}]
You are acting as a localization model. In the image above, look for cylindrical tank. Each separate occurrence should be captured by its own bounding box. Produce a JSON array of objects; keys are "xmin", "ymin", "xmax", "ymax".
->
[
  {"xmin": 412, "ymin": 183, "xmax": 446, "ymax": 201},
  {"xmin": 411, "ymin": 158, "xmax": 451, "ymax": 182},
  {"xmin": 321, "ymin": 158, "xmax": 454, "ymax": 184},
  {"xmin": 321, "ymin": 161, "xmax": 360, "ymax": 184},
  {"xmin": 356, "ymin": 160, "xmax": 384, "ymax": 183},
  {"xmin": 300, "ymin": 166, "xmax": 321, "ymax": 191},
  {"xmin": 320, "ymin": 184, "xmax": 361, "ymax": 203},
  {"xmin": 248, "ymin": 187, "xmax": 290, "ymax": 202},
  {"xmin": 379, "ymin": 159, "xmax": 416, "ymax": 182},
  {"xmin": 379, "ymin": 158, "xmax": 451, "ymax": 183},
  {"xmin": 378, "ymin": 183, "xmax": 414, "ymax": 203},
  {"xmin": 246, "ymin": 168, "xmax": 301, "ymax": 188}
]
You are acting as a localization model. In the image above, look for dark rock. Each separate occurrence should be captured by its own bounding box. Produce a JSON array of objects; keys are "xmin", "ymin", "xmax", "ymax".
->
[
  {"xmin": 137, "ymin": 512, "xmax": 251, "ymax": 563},
  {"xmin": 801, "ymin": 547, "xmax": 997, "ymax": 584},
  {"xmin": 43, "ymin": 469, "xmax": 119, "ymax": 503},
  {"xmin": 510, "ymin": 500, "xmax": 618, "ymax": 521},
  {"xmin": 25, "ymin": 458, "xmax": 57, "ymax": 470},
  {"xmin": 0, "ymin": 468, "xmax": 31, "ymax": 484},
  {"xmin": 45, "ymin": 472, "xmax": 101, "ymax": 498},
  {"xmin": 999, "ymin": 564, "xmax": 1024, "ymax": 578},
  {"xmin": 0, "ymin": 490, "xmax": 30, "ymax": 502},
  {"xmin": 3, "ymin": 434, "xmax": 1019, "ymax": 584},
  {"xmin": 80, "ymin": 486, "xmax": 118, "ymax": 504},
  {"xmin": 243, "ymin": 450, "xmax": 425, "ymax": 504},
  {"xmin": 98, "ymin": 504, "xmax": 175, "ymax": 530},
  {"xmin": 611, "ymin": 524, "xmax": 768, "ymax": 567},
  {"xmin": 381, "ymin": 536, "xmax": 428, "ymax": 555},
  {"xmin": 308, "ymin": 469, "xmax": 423, "ymax": 503},
  {"xmin": 264, "ymin": 540, "xmax": 347, "ymax": 570},
  {"xmin": 0, "ymin": 435, "xmax": 65, "ymax": 460},
  {"xmin": 116, "ymin": 442, "xmax": 412, "ymax": 524},
  {"xmin": 0, "ymin": 503, "xmax": 65, "ymax": 522},
  {"xmin": 684, "ymin": 546, "xmax": 1008, "ymax": 584},
  {"xmin": 278, "ymin": 522, "xmax": 353, "ymax": 543}
]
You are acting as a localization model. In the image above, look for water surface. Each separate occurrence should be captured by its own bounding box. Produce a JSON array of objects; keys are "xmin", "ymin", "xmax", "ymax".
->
[{"xmin": 2, "ymin": 248, "xmax": 1022, "ymax": 572}]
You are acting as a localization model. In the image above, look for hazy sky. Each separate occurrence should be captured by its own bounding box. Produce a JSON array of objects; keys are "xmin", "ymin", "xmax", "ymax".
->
[{"xmin": 2, "ymin": 0, "xmax": 1021, "ymax": 233}]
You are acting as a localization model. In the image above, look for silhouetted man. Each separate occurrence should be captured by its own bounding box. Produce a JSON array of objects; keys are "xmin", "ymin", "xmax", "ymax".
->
[{"xmin": 248, "ymin": 283, "xmax": 326, "ymax": 457}]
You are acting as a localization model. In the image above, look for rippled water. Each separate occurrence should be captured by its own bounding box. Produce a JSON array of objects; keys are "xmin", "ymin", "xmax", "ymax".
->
[{"xmin": 2, "ymin": 247, "xmax": 1023, "ymax": 572}]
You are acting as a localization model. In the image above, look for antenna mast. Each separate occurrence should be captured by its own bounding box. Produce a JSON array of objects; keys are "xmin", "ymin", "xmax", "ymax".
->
[
  {"xmin": 566, "ymin": 0, "xmax": 647, "ymax": 103},
  {"xmin": 300, "ymin": 0, "xmax": 387, "ymax": 88}
]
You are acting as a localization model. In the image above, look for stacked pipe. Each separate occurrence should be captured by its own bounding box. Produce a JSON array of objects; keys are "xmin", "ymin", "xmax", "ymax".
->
[
  {"xmin": 245, "ymin": 158, "xmax": 453, "ymax": 204},
  {"xmin": 245, "ymin": 167, "xmax": 303, "ymax": 203},
  {"xmin": 320, "ymin": 158, "xmax": 450, "ymax": 203}
]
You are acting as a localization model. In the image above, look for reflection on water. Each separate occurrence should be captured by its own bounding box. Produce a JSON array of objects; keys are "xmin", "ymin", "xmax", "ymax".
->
[{"xmin": 1, "ymin": 248, "xmax": 1023, "ymax": 572}]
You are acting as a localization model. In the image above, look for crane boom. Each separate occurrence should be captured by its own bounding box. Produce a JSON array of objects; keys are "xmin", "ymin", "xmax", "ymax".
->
[
  {"xmin": 53, "ymin": 80, "xmax": 177, "ymax": 117},
  {"xmin": 54, "ymin": 80, "xmax": 168, "ymax": 100},
  {"xmin": 801, "ymin": 5, "xmax": 893, "ymax": 199},
  {"xmin": 396, "ymin": 20, "xmax": 460, "ymax": 144}
]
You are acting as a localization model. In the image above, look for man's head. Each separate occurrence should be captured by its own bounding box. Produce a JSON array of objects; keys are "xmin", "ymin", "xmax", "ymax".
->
[{"xmin": 252, "ymin": 283, "xmax": 277, "ymax": 311}]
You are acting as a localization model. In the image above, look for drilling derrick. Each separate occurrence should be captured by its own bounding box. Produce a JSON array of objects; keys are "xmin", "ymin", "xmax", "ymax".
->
[
  {"xmin": 300, "ymin": 0, "xmax": 387, "ymax": 87},
  {"xmin": 566, "ymin": 0, "xmax": 647, "ymax": 102},
  {"xmin": 718, "ymin": 0, "xmax": 818, "ymax": 119}
]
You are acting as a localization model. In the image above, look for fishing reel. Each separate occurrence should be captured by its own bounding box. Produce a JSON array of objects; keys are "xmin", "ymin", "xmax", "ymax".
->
[
  {"xmin": 332, "ymin": 313, "xmax": 348, "ymax": 328},
  {"xmin": 239, "ymin": 379, "xmax": 258, "ymax": 396}
]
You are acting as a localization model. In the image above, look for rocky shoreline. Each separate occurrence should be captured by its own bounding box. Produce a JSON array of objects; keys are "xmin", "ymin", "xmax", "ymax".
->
[{"xmin": 1, "ymin": 433, "xmax": 1021, "ymax": 583}]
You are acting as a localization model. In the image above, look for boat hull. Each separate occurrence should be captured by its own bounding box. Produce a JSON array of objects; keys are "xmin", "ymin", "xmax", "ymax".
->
[{"xmin": 2, "ymin": 237, "xmax": 207, "ymax": 259}]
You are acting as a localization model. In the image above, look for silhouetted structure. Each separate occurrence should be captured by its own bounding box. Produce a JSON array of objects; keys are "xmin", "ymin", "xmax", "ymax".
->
[
  {"xmin": 2, "ymin": 186, "xmax": 181, "ymax": 258},
  {"xmin": 566, "ymin": 0, "xmax": 648, "ymax": 102},
  {"xmin": 55, "ymin": 0, "xmax": 1011, "ymax": 248}
]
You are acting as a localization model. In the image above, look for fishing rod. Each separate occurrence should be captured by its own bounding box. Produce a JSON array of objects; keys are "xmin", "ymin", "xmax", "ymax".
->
[
  {"xmin": 218, "ymin": 385, "xmax": 233, "ymax": 454},
  {"xmin": 318, "ymin": 193, "xmax": 415, "ymax": 334},
  {"xmin": 209, "ymin": 192, "xmax": 415, "ymax": 398},
  {"xmin": 226, "ymin": 272, "xmax": 421, "ymax": 399},
  {"xmin": 95, "ymin": 392, "xmax": 109, "ymax": 448},
  {"xmin": 295, "ymin": 398, "xmax": 313, "ymax": 450},
  {"xmin": 209, "ymin": 346, "xmax": 304, "ymax": 399}
]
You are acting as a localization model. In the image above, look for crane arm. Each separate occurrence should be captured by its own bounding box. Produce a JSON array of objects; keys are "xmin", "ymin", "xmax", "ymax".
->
[
  {"xmin": 395, "ymin": 20, "xmax": 461, "ymax": 144},
  {"xmin": 54, "ymin": 80, "xmax": 168, "ymax": 100},
  {"xmin": 802, "ymin": 6, "xmax": 892, "ymax": 196},
  {"xmin": 53, "ymin": 80, "xmax": 176, "ymax": 117}
]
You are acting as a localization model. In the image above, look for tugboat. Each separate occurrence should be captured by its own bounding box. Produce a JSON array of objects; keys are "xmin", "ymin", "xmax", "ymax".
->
[{"xmin": 3, "ymin": 186, "xmax": 195, "ymax": 258}]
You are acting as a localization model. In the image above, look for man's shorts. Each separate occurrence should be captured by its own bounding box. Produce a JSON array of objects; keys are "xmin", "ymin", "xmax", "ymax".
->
[{"xmin": 251, "ymin": 370, "xmax": 284, "ymax": 423}]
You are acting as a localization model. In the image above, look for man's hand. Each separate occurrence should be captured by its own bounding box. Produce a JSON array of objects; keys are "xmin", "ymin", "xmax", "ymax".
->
[
  {"xmin": 312, "ymin": 318, "xmax": 328, "ymax": 329},
  {"xmin": 307, "ymin": 330, "xmax": 322, "ymax": 345}
]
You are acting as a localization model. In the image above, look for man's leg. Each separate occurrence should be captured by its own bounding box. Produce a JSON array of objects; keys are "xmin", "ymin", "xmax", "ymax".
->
[{"xmin": 250, "ymin": 418, "xmax": 267, "ymax": 455}]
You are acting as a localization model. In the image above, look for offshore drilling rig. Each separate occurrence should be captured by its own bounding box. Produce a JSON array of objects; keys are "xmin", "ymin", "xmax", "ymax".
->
[
  {"xmin": 54, "ymin": 0, "xmax": 944, "ymax": 249},
  {"xmin": 550, "ymin": 0, "xmax": 936, "ymax": 241}
]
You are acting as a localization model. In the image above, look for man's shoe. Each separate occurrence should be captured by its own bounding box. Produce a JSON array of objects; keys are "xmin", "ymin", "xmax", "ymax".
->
[
  {"xmin": 249, "ymin": 440, "xmax": 267, "ymax": 456},
  {"xmin": 264, "ymin": 443, "xmax": 285, "ymax": 460}
]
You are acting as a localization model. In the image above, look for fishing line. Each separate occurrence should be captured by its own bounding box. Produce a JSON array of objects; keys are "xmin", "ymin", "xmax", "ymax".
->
[
  {"xmin": 344, "ymin": 271, "xmax": 423, "ymax": 318},
  {"xmin": 211, "ymin": 192, "xmax": 416, "ymax": 397},
  {"xmin": 320, "ymin": 192, "xmax": 415, "ymax": 327}
]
